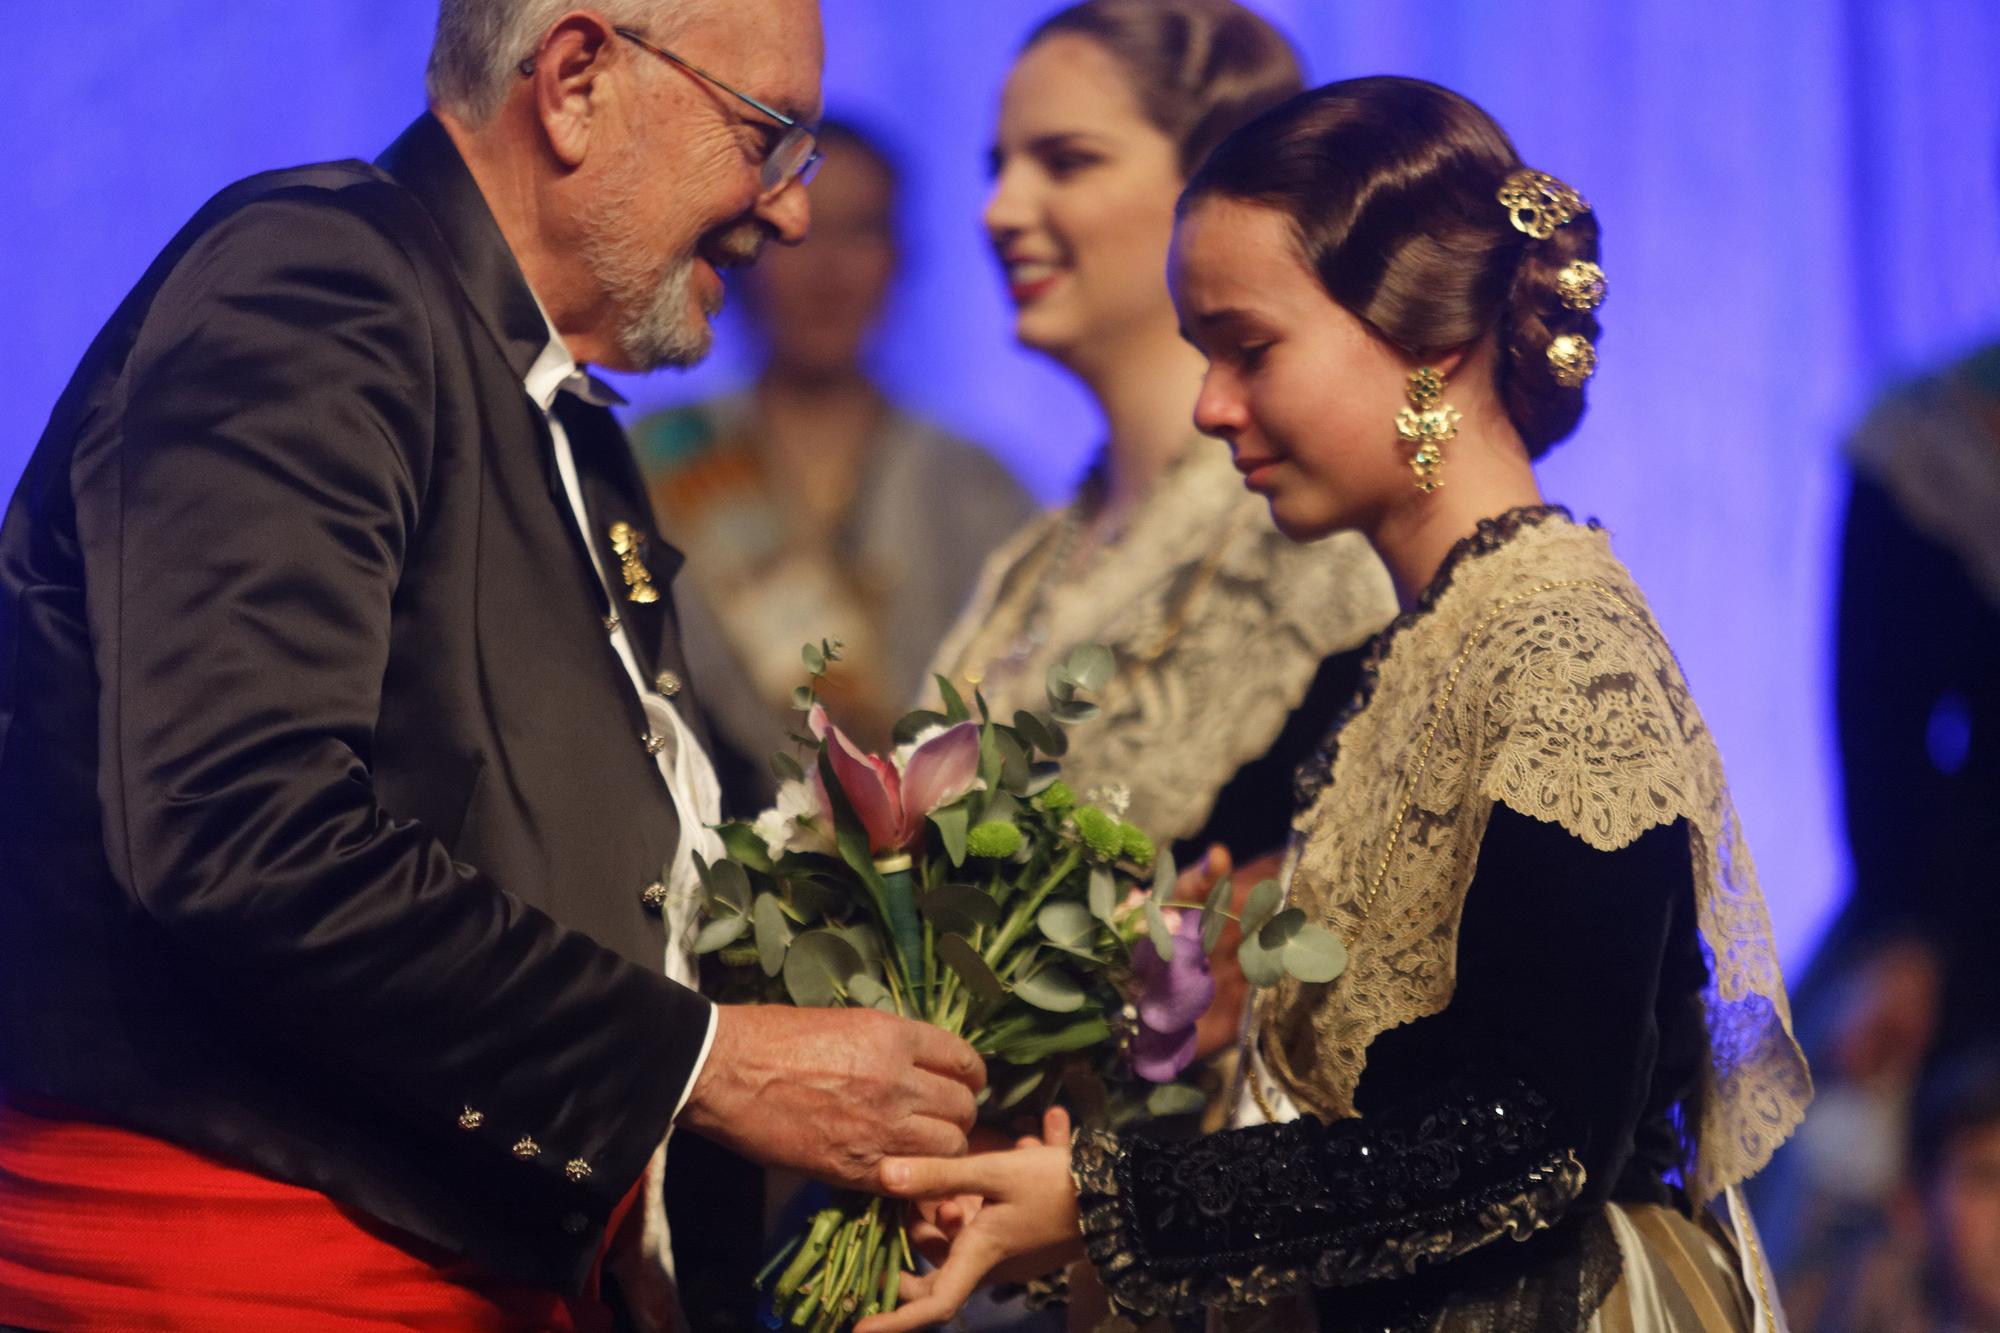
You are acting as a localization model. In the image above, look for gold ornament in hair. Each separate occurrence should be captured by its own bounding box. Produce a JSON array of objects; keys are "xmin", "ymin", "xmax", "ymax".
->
[
  {"xmin": 1497, "ymin": 168, "xmax": 1589, "ymax": 240},
  {"xmin": 1547, "ymin": 334, "xmax": 1597, "ymax": 388},
  {"xmin": 1556, "ymin": 260, "xmax": 1607, "ymax": 311},
  {"xmin": 1396, "ymin": 367, "xmax": 1460, "ymax": 494}
]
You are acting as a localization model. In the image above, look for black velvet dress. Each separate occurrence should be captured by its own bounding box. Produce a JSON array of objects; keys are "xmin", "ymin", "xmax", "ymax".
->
[{"xmin": 1069, "ymin": 508, "xmax": 1801, "ymax": 1332}]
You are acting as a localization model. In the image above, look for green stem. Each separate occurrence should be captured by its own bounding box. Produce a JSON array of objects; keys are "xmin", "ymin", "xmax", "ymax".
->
[
  {"xmin": 983, "ymin": 847, "xmax": 1082, "ymax": 968},
  {"xmin": 754, "ymin": 1233, "xmax": 802, "ymax": 1290},
  {"xmin": 774, "ymin": 1209, "xmax": 840, "ymax": 1303},
  {"xmin": 922, "ymin": 918, "xmax": 937, "ymax": 1024}
]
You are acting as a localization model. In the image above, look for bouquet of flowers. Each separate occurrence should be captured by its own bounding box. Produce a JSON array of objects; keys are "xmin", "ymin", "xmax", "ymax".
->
[{"xmin": 693, "ymin": 642, "xmax": 1347, "ymax": 1331}]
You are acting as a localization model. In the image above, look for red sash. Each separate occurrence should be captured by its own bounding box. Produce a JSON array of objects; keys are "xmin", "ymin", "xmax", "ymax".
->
[{"xmin": 0, "ymin": 1093, "xmax": 635, "ymax": 1332}]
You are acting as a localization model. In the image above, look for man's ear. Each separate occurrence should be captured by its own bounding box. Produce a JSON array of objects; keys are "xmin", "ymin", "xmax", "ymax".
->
[{"xmin": 528, "ymin": 13, "xmax": 621, "ymax": 169}]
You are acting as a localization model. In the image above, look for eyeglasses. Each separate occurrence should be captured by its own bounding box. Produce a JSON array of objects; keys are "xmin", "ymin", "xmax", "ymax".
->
[{"xmin": 610, "ymin": 27, "xmax": 822, "ymax": 196}]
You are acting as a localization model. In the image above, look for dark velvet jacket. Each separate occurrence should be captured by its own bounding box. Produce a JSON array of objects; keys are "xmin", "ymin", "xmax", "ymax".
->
[{"xmin": 0, "ymin": 115, "xmax": 713, "ymax": 1292}]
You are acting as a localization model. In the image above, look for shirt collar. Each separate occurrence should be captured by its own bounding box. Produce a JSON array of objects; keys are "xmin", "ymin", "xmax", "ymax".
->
[{"xmin": 525, "ymin": 302, "xmax": 629, "ymax": 414}]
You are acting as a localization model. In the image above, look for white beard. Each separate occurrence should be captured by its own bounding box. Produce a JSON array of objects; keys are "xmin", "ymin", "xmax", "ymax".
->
[{"xmin": 579, "ymin": 149, "xmax": 718, "ymax": 371}]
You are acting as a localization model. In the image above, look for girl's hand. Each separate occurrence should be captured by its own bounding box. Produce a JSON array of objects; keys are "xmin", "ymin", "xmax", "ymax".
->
[{"xmin": 855, "ymin": 1109, "xmax": 1085, "ymax": 1333}]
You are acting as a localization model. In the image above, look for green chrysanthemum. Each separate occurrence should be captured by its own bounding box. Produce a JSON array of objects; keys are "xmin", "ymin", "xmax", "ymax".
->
[
  {"xmin": 1072, "ymin": 805, "xmax": 1123, "ymax": 859},
  {"xmin": 1034, "ymin": 780, "xmax": 1076, "ymax": 815},
  {"xmin": 966, "ymin": 820, "xmax": 1024, "ymax": 860},
  {"xmin": 1119, "ymin": 822, "xmax": 1155, "ymax": 869}
]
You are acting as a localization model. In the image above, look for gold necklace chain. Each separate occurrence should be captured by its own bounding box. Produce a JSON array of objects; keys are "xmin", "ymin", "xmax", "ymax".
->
[{"xmin": 1246, "ymin": 577, "xmax": 1644, "ymax": 1126}]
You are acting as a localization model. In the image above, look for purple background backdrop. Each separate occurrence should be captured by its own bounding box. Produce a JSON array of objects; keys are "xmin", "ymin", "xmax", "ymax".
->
[{"xmin": 5, "ymin": 1, "xmax": 1999, "ymax": 967}]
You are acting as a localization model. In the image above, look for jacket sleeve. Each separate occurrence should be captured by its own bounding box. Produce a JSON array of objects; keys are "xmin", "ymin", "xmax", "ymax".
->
[
  {"xmin": 78, "ymin": 190, "xmax": 707, "ymax": 1233},
  {"xmin": 1073, "ymin": 808, "xmax": 1694, "ymax": 1321}
]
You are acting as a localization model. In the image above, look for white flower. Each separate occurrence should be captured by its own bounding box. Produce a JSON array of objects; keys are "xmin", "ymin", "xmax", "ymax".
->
[{"xmin": 752, "ymin": 778, "xmax": 837, "ymax": 859}]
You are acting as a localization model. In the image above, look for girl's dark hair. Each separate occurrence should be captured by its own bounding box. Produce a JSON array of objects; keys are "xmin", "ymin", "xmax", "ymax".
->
[
  {"xmin": 1183, "ymin": 76, "xmax": 1602, "ymax": 457},
  {"xmin": 1026, "ymin": 0, "xmax": 1305, "ymax": 179}
]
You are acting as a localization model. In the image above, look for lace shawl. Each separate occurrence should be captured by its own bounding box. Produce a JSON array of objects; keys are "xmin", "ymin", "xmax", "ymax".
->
[
  {"xmin": 1261, "ymin": 509, "xmax": 1810, "ymax": 1208},
  {"xmin": 930, "ymin": 442, "xmax": 1396, "ymax": 844}
]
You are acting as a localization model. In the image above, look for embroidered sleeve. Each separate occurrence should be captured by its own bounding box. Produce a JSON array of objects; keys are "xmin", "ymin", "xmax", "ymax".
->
[{"xmin": 1072, "ymin": 1080, "xmax": 1585, "ymax": 1320}]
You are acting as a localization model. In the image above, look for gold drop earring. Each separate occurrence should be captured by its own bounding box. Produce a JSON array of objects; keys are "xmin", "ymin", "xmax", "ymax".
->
[{"xmin": 1396, "ymin": 367, "xmax": 1460, "ymax": 494}]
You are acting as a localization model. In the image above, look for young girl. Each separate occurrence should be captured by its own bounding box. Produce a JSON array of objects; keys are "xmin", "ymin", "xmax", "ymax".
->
[{"xmin": 862, "ymin": 76, "xmax": 1809, "ymax": 1333}]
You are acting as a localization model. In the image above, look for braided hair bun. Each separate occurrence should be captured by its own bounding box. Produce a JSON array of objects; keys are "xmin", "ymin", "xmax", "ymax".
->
[{"xmin": 1183, "ymin": 75, "xmax": 1602, "ymax": 458}]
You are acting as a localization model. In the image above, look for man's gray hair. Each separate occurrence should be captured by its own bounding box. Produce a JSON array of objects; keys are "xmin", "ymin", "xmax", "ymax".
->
[{"xmin": 427, "ymin": 0, "xmax": 708, "ymax": 124}]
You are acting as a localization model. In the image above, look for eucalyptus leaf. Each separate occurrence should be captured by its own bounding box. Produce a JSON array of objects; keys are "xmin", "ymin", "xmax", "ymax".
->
[
  {"xmin": 693, "ymin": 914, "xmax": 749, "ymax": 955},
  {"xmin": 790, "ymin": 685, "xmax": 814, "ymax": 711},
  {"xmin": 1024, "ymin": 762, "xmax": 1062, "ymax": 797},
  {"xmin": 1257, "ymin": 907, "xmax": 1307, "ymax": 952},
  {"xmin": 930, "ymin": 802, "xmax": 970, "ymax": 868},
  {"xmin": 1012, "ymin": 710, "xmax": 1068, "ymax": 759},
  {"xmin": 982, "ymin": 790, "xmax": 1022, "ymax": 824},
  {"xmin": 1201, "ymin": 874, "xmax": 1233, "ymax": 954},
  {"xmin": 1037, "ymin": 900, "xmax": 1096, "ymax": 948},
  {"xmin": 1144, "ymin": 900, "xmax": 1174, "ymax": 963},
  {"xmin": 1151, "ymin": 846, "xmax": 1178, "ymax": 902},
  {"xmin": 711, "ymin": 859, "xmax": 753, "ymax": 915},
  {"xmin": 769, "ymin": 751, "xmax": 806, "ymax": 783},
  {"xmin": 937, "ymin": 933, "xmax": 1006, "ymax": 1005},
  {"xmin": 1087, "ymin": 867, "xmax": 1116, "ymax": 925},
  {"xmin": 1050, "ymin": 698, "xmax": 1101, "ymax": 725},
  {"xmin": 1283, "ymin": 923, "xmax": 1349, "ymax": 984},
  {"xmin": 996, "ymin": 1068, "xmax": 1046, "ymax": 1110},
  {"xmin": 1045, "ymin": 663, "xmax": 1077, "ymax": 705},
  {"xmin": 1145, "ymin": 1083, "xmax": 1208, "ymax": 1118},
  {"xmin": 717, "ymin": 822, "xmax": 774, "ymax": 873},
  {"xmin": 752, "ymin": 893, "xmax": 793, "ymax": 977},
  {"xmin": 1066, "ymin": 643, "xmax": 1115, "ymax": 693},
  {"xmin": 893, "ymin": 708, "xmax": 950, "ymax": 745},
  {"xmin": 830, "ymin": 924, "xmax": 887, "ymax": 979},
  {"xmin": 922, "ymin": 883, "xmax": 1003, "ymax": 935},
  {"xmin": 801, "ymin": 642, "xmax": 826, "ymax": 674},
  {"xmin": 935, "ymin": 673, "xmax": 971, "ymax": 723},
  {"xmin": 995, "ymin": 728, "xmax": 1031, "ymax": 792},
  {"xmin": 1241, "ymin": 879, "xmax": 1283, "ymax": 935},
  {"xmin": 1238, "ymin": 932, "xmax": 1285, "ymax": 988},
  {"xmin": 785, "ymin": 877, "xmax": 843, "ymax": 922},
  {"xmin": 846, "ymin": 973, "xmax": 898, "ymax": 1013},
  {"xmin": 1014, "ymin": 963, "xmax": 1086, "ymax": 1013},
  {"xmin": 783, "ymin": 930, "xmax": 865, "ymax": 1007}
]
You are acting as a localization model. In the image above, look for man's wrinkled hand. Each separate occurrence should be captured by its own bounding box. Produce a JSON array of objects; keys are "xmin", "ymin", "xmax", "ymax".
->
[{"xmin": 680, "ymin": 1005, "xmax": 985, "ymax": 1190}]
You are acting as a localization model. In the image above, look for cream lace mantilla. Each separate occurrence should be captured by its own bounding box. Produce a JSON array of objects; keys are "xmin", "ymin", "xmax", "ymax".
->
[
  {"xmin": 932, "ymin": 443, "xmax": 1395, "ymax": 845},
  {"xmin": 1263, "ymin": 508, "xmax": 1810, "ymax": 1207}
]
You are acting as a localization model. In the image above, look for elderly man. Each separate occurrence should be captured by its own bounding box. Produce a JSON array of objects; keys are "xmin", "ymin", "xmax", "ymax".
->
[{"xmin": 0, "ymin": 1, "xmax": 981, "ymax": 1328}]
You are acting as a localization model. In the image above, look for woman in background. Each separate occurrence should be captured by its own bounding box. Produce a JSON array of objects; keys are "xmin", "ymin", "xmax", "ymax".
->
[{"xmin": 934, "ymin": 0, "xmax": 1396, "ymax": 890}]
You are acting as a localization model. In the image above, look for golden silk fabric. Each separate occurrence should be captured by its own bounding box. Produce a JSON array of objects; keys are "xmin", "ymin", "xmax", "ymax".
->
[{"xmin": 1261, "ymin": 510, "xmax": 1810, "ymax": 1207}]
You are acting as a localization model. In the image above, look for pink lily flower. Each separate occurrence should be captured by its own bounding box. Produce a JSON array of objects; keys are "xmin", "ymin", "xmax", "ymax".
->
[{"xmin": 809, "ymin": 705, "xmax": 984, "ymax": 854}]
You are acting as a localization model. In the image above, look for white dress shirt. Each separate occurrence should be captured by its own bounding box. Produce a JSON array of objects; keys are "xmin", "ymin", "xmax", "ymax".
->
[{"xmin": 525, "ymin": 315, "xmax": 724, "ymax": 1315}]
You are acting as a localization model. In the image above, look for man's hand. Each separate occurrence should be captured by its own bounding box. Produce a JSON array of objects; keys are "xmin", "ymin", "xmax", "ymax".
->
[{"xmin": 680, "ymin": 1005, "xmax": 985, "ymax": 1189}]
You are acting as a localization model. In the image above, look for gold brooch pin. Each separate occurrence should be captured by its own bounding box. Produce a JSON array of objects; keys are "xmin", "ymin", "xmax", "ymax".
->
[{"xmin": 608, "ymin": 522, "xmax": 660, "ymax": 604}]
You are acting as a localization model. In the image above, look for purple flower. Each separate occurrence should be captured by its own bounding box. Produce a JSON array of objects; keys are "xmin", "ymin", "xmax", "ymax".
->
[{"xmin": 1129, "ymin": 909, "xmax": 1214, "ymax": 1082}]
